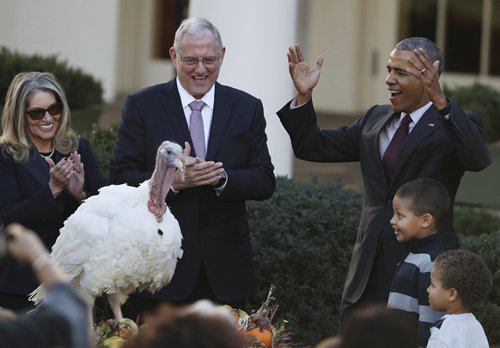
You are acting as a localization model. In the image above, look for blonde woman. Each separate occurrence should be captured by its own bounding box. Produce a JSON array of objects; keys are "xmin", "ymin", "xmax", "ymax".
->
[{"xmin": 0, "ymin": 72, "xmax": 104, "ymax": 311}]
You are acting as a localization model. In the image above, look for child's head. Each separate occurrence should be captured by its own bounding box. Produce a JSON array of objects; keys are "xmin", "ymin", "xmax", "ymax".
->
[
  {"xmin": 428, "ymin": 249, "xmax": 492, "ymax": 313},
  {"xmin": 391, "ymin": 178, "xmax": 450, "ymax": 242},
  {"xmin": 124, "ymin": 300, "xmax": 249, "ymax": 348},
  {"xmin": 338, "ymin": 305, "xmax": 417, "ymax": 348}
]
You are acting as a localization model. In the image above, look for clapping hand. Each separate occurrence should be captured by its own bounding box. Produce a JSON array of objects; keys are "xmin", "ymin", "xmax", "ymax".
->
[
  {"xmin": 45, "ymin": 157, "xmax": 74, "ymax": 198},
  {"xmin": 287, "ymin": 44, "xmax": 324, "ymax": 105},
  {"xmin": 66, "ymin": 151, "xmax": 85, "ymax": 201},
  {"xmin": 172, "ymin": 142, "xmax": 224, "ymax": 190}
]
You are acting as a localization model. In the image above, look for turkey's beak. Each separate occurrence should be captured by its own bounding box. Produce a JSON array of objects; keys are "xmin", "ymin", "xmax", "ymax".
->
[
  {"xmin": 165, "ymin": 150, "xmax": 183, "ymax": 171},
  {"xmin": 172, "ymin": 155, "xmax": 184, "ymax": 181},
  {"xmin": 172, "ymin": 157, "xmax": 183, "ymax": 171},
  {"xmin": 170, "ymin": 154, "xmax": 185, "ymax": 184}
]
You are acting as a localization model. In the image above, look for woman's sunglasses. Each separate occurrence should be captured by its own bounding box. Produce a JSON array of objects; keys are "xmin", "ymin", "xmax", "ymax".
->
[{"xmin": 25, "ymin": 103, "xmax": 63, "ymax": 120}]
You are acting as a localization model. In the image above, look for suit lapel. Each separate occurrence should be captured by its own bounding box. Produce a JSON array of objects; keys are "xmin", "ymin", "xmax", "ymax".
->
[
  {"xmin": 366, "ymin": 109, "xmax": 396, "ymax": 192},
  {"xmin": 388, "ymin": 107, "xmax": 440, "ymax": 188},
  {"xmin": 206, "ymin": 83, "xmax": 232, "ymax": 161},
  {"xmin": 159, "ymin": 80, "xmax": 193, "ymax": 154},
  {"xmin": 24, "ymin": 149, "xmax": 49, "ymax": 185}
]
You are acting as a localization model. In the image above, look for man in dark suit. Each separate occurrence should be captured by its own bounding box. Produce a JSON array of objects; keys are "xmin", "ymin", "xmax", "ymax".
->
[
  {"xmin": 277, "ymin": 37, "xmax": 490, "ymax": 322},
  {"xmin": 110, "ymin": 18, "xmax": 275, "ymax": 310}
]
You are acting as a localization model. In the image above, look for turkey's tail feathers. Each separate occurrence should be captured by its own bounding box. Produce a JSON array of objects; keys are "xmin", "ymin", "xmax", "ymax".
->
[
  {"xmin": 28, "ymin": 285, "xmax": 45, "ymax": 305},
  {"xmin": 28, "ymin": 255, "xmax": 82, "ymax": 306}
]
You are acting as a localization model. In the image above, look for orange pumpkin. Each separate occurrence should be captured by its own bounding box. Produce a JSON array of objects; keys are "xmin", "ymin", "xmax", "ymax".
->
[{"xmin": 246, "ymin": 327, "xmax": 273, "ymax": 347}]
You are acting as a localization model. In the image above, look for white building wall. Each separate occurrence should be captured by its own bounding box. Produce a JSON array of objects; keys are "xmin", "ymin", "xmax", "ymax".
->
[
  {"xmin": 189, "ymin": 0, "xmax": 297, "ymax": 177},
  {"xmin": 305, "ymin": 0, "xmax": 364, "ymax": 114},
  {"xmin": 305, "ymin": 0, "xmax": 400, "ymax": 115},
  {"xmin": 359, "ymin": 0, "xmax": 400, "ymax": 111},
  {"xmin": 0, "ymin": 0, "xmax": 120, "ymax": 102}
]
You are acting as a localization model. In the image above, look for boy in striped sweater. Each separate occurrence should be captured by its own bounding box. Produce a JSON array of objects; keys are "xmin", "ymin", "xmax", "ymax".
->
[{"xmin": 387, "ymin": 178, "xmax": 449, "ymax": 346}]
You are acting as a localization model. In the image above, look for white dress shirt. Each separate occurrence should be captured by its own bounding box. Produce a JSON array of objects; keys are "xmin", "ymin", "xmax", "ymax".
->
[
  {"xmin": 379, "ymin": 101, "xmax": 433, "ymax": 157},
  {"xmin": 174, "ymin": 78, "xmax": 227, "ymax": 193},
  {"xmin": 176, "ymin": 77, "xmax": 215, "ymax": 150}
]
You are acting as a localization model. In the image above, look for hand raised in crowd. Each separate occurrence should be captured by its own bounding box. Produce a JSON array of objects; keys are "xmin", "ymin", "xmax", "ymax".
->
[
  {"xmin": 45, "ymin": 157, "xmax": 75, "ymax": 198},
  {"xmin": 5, "ymin": 223, "xmax": 48, "ymax": 266},
  {"xmin": 6, "ymin": 223, "xmax": 70, "ymax": 286},
  {"xmin": 407, "ymin": 48, "xmax": 448, "ymax": 110},
  {"xmin": 66, "ymin": 151, "xmax": 85, "ymax": 201},
  {"xmin": 172, "ymin": 142, "xmax": 225, "ymax": 191},
  {"xmin": 287, "ymin": 44, "xmax": 324, "ymax": 105}
]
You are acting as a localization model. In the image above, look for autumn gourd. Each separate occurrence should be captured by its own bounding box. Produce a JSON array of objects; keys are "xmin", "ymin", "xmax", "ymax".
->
[{"xmin": 246, "ymin": 327, "xmax": 273, "ymax": 347}]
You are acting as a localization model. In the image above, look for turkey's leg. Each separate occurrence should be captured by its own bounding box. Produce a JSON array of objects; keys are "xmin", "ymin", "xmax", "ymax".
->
[
  {"xmin": 107, "ymin": 293, "xmax": 123, "ymax": 320},
  {"xmin": 88, "ymin": 295, "xmax": 95, "ymax": 328}
]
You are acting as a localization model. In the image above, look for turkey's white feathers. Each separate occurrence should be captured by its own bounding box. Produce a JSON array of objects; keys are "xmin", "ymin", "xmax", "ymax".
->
[{"xmin": 30, "ymin": 181, "xmax": 183, "ymax": 305}]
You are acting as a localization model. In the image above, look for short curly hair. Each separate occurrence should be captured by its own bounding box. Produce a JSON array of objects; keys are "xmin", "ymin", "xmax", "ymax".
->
[{"xmin": 435, "ymin": 249, "xmax": 492, "ymax": 309}]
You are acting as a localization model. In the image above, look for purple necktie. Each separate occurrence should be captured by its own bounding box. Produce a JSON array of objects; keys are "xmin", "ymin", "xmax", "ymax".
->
[
  {"xmin": 382, "ymin": 114, "xmax": 412, "ymax": 180},
  {"xmin": 188, "ymin": 100, "xmax": 206, "ymax": 160}
]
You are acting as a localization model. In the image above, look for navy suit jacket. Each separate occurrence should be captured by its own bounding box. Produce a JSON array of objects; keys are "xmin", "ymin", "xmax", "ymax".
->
[
  {"xmin": 277, "ymin": 99, "xmax": 490, "ymax": 303},
  {"xmin": 110, "ymin": 79, "xmax": 275, "ymax": 302},
  {"xmin": 0, "ymin": 138, "xmax": 105, "ymax": 295}
]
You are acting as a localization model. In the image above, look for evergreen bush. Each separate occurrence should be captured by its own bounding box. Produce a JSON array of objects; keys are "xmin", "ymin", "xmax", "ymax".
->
[
  {"xmin": 86, "ymin": 131, "xmax": 500, "ymax": 345},
  {"xmin": 0, "ymin": 46, "xmax": 104, "ymax": 133},
  {"xmin": 85, "ymin": 124, "xmax": 118, "ymax": 182},
  {"xmin": 247, "ymin": 177, "xmax": 362, "ymax": 344},
  {"xmin": 454, "ymin": 207, "xmax": 500, "ymax": 236},
  {"xmin": 445, "ymin": 82, "xmax": 500, "ymax": 143},
  {"xmin": 473, "ymin": 303, "xmax": 500, "ymax": 345}
]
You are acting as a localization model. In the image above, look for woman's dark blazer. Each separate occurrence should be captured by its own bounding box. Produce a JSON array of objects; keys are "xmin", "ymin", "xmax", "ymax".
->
[{"xmin": 0, "ymin": 138, "xmax": 105, "ymax": 295}]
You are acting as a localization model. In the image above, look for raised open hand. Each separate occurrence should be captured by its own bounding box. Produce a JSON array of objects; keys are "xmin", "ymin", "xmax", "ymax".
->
[
  {"xmin": 6, "ymin": 223, "xmax": 48, "ymax": 265},
  {"xmin": 287, "ymin": 44, "xmax": 324, "ymax": 105},
  {"xmin": 407, "ymin": 48, "xmax": 447, "ymax": 109}
]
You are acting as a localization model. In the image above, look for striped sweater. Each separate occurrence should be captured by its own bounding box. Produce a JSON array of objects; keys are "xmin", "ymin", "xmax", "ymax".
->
[{"xmin": 387, "ymin": 234, "xmax": 445, "ymax": 347}]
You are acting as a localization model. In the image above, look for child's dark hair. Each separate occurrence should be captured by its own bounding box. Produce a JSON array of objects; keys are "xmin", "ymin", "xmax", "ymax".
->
[
  {"xmin": 435, "ymin": 249, "xmax": 492, "ymax": 309},
  {"xmin": 395, "ymin": 178, "xmax": 451, "ymax": 228},
  {"xmin": 339, "ymin": 305, "xmax": 417, "ymax": 348}
]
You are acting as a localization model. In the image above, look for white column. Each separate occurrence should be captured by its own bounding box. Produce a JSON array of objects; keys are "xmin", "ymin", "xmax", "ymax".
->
[{"xmin": 188, "ymin": 0, "xmax": 297, "ymax": 177}]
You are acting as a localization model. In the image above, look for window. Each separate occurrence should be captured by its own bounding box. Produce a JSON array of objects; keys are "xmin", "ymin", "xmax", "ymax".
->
[
  {"xmin": 445, "ymin": 0, "xmax": 482, "ymax": 73},
  {"xmin": 399, "ymin": 0, "xmax": 498, "ymax": 76},
  {"xmin": 154, "ymin": 0, "xmax": 189, "ymax": 59},
  {"xmin": 491, "ymin": 0, "xmax": 500, "ymax": 74},
  {"xmin": 399, "ymin": 0, "xmax": 437, "ymax": 42}
]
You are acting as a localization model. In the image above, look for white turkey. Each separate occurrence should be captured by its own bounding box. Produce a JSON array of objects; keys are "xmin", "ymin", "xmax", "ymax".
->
[{"xmin": 30, "ymin": 140, "xmax": 185, "ymax": 322}]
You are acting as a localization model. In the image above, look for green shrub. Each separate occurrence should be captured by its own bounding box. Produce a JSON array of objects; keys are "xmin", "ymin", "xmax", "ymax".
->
[
  {"xmin": 472, "ymin": 303, "xmax": 500, "ymax": 345},
  {"xmin": 454, "ymin": 207, "xmax": 500, "ymax": 236},
  {"xmin": 247, "ymin": 177, "xmax": 362, "ymax": 345},
  {"xmin": 84, "ymin": 124, "xmax": 118, "ymax": 182},
  {"xmin": 0, "ymin": 46, "xmax": 104, "ymax": 133},
  {"xmin": 0, "ymin": 46, "xmax": 103, "ymax": 108},
  {"xmin": 445, "ymin": 82, "xmax": 500, "ymax": 142}
]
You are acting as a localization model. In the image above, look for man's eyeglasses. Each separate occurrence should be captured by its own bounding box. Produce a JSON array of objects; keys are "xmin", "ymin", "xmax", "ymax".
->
[
  {"xmin": 25, "ymin": 103, "xmax": 63, "ymax": 120},
  {"xmin": 179, "ymin": 55, "xmax": 220, "ymax": 67}
]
